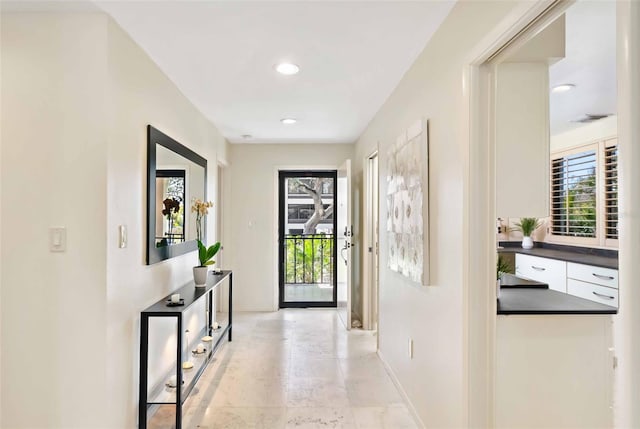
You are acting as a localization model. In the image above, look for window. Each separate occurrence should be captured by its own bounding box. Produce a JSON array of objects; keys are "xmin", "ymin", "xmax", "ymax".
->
[
  {"xmin": 604, "ymin": 142, "xmax": 618, "ymax": 240},
  {"xmin": 551, "ymin": 149, "xmax": 597, "ymax": 238},
  {"xmin": 549, "ymin": 139, "xmax": 618, "ymax": 247}
]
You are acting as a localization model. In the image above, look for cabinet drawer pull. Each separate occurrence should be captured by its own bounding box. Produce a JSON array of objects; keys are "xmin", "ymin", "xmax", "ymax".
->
[
  {"xmin": 592, "ymin": 273, "xmax": 615, "ymax": 281},
  {"xmin": 592, "ymin": 291, "xmax": 615, "ymax": 300},
  {"xmin": 531, "ymin": 265, "xmax": 546, "ymax": 271}
]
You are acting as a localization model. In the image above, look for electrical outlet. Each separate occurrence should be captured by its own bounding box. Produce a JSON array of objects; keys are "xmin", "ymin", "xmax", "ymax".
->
[{"xmin": 408, "ymin": 338, "xmax": 414, "ymax": 359}]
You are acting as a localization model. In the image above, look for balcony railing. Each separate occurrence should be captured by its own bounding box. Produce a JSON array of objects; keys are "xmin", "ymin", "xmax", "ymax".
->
[{"xmin": 284, "ymin": 234, "xmax": 334, "ymax": 285}]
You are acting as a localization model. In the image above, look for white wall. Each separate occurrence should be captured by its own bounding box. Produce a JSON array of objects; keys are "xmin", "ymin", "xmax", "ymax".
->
[
  {"xmin": 1, "ymin": 12, "xmax": 229, "ymax": 428},
  {"xmin": 105, "ymin": 17, "xmax": 228, "ymax": 428},
  {"xmin": 0, "ymin": 10, "xmax": 4, "ymax": 424},
  {"xmin": 228, "ymin": 143, "xmax": 353, "ymax": 311},
  {"xmin": 550, "ymin": 115, "xmax": 618, "ymax": 152},
  {"xmin": 352, "ymin": 1, "xmax": 519, "ymax": 426},
  {"xmin": 1, "ymin": 13, "xmax": 109, "ymax": 428}
]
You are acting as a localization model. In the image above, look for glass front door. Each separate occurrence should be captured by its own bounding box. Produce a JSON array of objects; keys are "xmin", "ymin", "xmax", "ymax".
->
[{"xmin": 278, "ymin": 171, "xmax": 337, "ymax": 308}]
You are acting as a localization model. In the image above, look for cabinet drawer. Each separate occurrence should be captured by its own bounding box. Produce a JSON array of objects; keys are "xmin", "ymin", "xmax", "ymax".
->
[
  {"xmin": 567, "ymin": 278, "xmax": 618, "ymax": 307},
  {"xmin": 567, "ymin": 262, "xmax": 618, "ymax": 289},
  {"xmin": 515, "ymin": 254, "xmax": 567, "ymax": 293}
]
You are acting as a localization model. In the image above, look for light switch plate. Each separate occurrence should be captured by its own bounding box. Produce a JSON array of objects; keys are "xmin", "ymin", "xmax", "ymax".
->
[
  {"xmin": 50, "ymin": 227, "xmax": 67, "ymax": 252},
  {"xmin": 118, "ymin": 225, "xmax": 127, "ymax": 248}
]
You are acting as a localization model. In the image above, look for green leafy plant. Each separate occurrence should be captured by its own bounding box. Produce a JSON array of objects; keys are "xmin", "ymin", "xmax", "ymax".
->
[
  {"xmin": 197, "ymin": 240, "xmax": 221, "ymax": 267},
  {"xmin": 285, "ymin": 234, "xmax": 333, "ymax": 284},
  {"xmin": 497, "ymin": 255, "xmax": 511, "ymax": 280},
  {"xmin": 513, "ymin": 217, "xmax": 542, "ymax": 237}
]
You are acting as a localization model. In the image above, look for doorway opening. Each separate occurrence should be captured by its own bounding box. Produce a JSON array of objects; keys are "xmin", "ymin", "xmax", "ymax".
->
[
  {"xmin": 278, "ymin": 171, "xmax": 337, "ymax": 308},
  {"xmin": 363, "ymin": 152, "xmax": 379, "ymax": 331}
]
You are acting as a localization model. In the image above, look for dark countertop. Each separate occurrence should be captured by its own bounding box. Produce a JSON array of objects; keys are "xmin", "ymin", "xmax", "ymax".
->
[
  {"xmin": 498, "ymin": 242, "xmax": 618, "ymax": 269},
  {"xmin": 500, "ymin": 273, "xmax": 547, "ymax": 288},
  {"xmin": 498, "ymin": 287, "xmax": 617, "ymax": 315}
]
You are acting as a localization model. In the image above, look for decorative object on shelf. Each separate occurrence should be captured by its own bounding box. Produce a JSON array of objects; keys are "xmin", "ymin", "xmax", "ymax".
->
[
  {"xmin": 182, "ymin": 330, "xmax": 194, "ymax": 369},
  {"xmin": 167, "ymin": 293, "xmax": 184, "ymax": 306},
  {"xmin": 191, "ymin": 199, "xmax": 222, "ymax": 287},
  {"xmin": 212, "ymin": 321, "xmax": 220, "ymax": 330},
  {"xmin": 497, "ymin": 255, "xmax": 511, "ymax": 300},
  {"xmin": 201, "ymin": 335, "xmax": 213, "ymax": 342},
  {"xmin": 193, "ymin": 265, "xmax": 208, "ymax": 287},
  {"xmin": 192, "ymin": 198, "xmax": 213, "ymax": 242},
  {"xmin": 192, "ymin": 343, "xmax": 206, "ymax": 356},
  {"xmin": 165, "ymin": 375, "xmax": 184, "ymax": 388},
  {"xmin": 513, "ymin": 217, "xmax": 542, "ymax": 249}
]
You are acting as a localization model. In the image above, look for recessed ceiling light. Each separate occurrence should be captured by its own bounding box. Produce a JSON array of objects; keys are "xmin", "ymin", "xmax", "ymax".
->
[
  {"xmin": 281, "ymin": 118, "xmax": 297, "ymax": 125},
  {"xmin": 552, "ymin": 83, "xmax": 576, "ymax": 93},
  {"xmin": 275, "ymin": 63, "xmax": 300, "ymax": 75},
  {"xmin": 241, "ymin": 134, "xmax": 253, "ymax": 139}
]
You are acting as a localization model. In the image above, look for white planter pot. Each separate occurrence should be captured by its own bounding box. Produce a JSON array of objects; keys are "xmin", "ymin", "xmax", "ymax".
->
[
  {"xmin": 496, "ymin": 278, "xmax": 501, "ymax": 299},
  {"xmin": 522, "ymin": 236, "xmax": 534, "ymax": 249},
  {"xmin": 193, "ymin": 266, "xmax": 208, "ymax": 287}
]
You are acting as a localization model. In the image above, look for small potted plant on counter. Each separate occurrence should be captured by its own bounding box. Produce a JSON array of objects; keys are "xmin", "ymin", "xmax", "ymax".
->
[
  {"xmin": 513, "ymin": 217, "xmax": 542, "ymax": 249},
  {"xmin": 496, "ymin": 255, "xmax": 511, "ymax": 299},
  {"xmin": 191, "ymin": 199, "xmax": 221, "ymax": 287}
]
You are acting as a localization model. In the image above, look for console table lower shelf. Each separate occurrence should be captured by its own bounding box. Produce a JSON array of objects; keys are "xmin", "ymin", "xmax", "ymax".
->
[{"xmin": 138, "ymin": 270, "xmax": 232, "ymax": 429}]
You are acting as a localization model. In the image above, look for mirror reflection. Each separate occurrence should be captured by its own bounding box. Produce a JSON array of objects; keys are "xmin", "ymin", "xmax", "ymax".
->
[
  {"xmin": 147, "ymin": 125, "xmax": 207, "ymax": 265},
  {"xmin": 154, "ymin": 145, "xmax": 205, "ymax": 248}
]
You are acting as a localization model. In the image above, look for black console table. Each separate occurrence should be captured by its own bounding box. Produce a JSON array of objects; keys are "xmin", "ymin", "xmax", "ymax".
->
[{"xmin": 138, "ymin": 270, "xmax": 232, "ymax": 429}]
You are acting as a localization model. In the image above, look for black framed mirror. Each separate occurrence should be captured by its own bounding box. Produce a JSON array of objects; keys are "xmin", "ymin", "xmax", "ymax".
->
[{"xmin": 147, "ymin": 125, "xmax": 207, "ymax": 265}]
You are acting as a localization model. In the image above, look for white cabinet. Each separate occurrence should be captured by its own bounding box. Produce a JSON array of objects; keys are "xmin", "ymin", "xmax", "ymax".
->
[
  {"xmin": 567, "ymin": 279, "xmax": 619, "ymax": 307},
  {"xmin": 497, "ymin": 315, "xmax": 614, "ymax": 428},
  {"xmin": 515, "ymin": 253, "xmax": 567, "ymax": 292},
  {"xmin": 567, "ymin": 262, "xmax": 618, "ymax": 307},
  {"xmin": 567, "ymin": 262, "xmax": 618, "ymax": 289},
  {"xmin": 513, "ymin": 254, "xmax": 618, "ymax": 307}
]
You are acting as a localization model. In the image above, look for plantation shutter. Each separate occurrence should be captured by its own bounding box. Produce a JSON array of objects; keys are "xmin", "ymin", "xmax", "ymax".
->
[
  {"xmin": 551, "ymin": 149, "xmax": 597, "ymax": 237},
  {"xmin": 604, "ymin": 141, "xmax": 618, "ymax": 240}
]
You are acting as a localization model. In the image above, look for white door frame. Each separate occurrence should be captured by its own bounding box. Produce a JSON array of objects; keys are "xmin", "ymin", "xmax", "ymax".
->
[
  {"xmin": 464, "ymin": 1, "xmax": 565, "ymax": 426},
  {"xmin": 216, "ymin": 160, "xmax": 228, "ymax": 313},
  {"xmin": 466, "ymin": 1, "xmax": 639, "ymax": 426},
  {"xmin": 614, "ymin": 2, "xmax": 640, "ymax": 426},
  {"xmin": 362, "ymin": 149, "xmax": 379, "ymax": 331}
]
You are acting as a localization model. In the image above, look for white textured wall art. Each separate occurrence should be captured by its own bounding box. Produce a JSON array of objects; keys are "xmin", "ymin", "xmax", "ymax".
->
[{"xmin": 386, "ymin": 119, "xmax": 429, "ymax": 285}]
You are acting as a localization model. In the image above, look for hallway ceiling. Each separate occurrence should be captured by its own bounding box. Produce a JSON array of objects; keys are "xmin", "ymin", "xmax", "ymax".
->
[{"xmin": 95, "ymin": 1, "xmax": 455, "ymax": 144}]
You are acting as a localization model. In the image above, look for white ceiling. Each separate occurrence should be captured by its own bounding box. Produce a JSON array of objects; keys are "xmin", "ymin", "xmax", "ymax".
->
[
  {"xmin": 548, "ymin": 0, "xmax": 616, "ymax": 136},
  {"xmin": 1, "ymin": 1, "xmax": 617, "ymax": 143},
  {"xmin": 92, "ymin": 1, "xmax": 455, "ymax": 144}
]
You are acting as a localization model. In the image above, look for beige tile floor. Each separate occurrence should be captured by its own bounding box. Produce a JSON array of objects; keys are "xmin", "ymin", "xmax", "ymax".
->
[{"xmin": 150, "ymin": 309, "xmax": 418, "ymax": 429}]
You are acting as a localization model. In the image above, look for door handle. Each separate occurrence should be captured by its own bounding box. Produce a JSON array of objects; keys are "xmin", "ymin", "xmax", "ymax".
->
[
  {"xmin": 340, "ymin": 241, "xmax": 353, "ymax": 266},
  {"xmin": 592, "ymin": 291, "xmax": 615, "ymax": 300},
  {"xmin": 592, "ymin": 273, "xmax": 615, "ymax": 281}
]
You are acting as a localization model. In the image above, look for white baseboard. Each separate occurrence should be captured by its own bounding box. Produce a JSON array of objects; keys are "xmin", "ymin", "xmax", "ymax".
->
[{"xmin": 377, "ymin": 349, "xmax": 425, "ymax": 429}]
